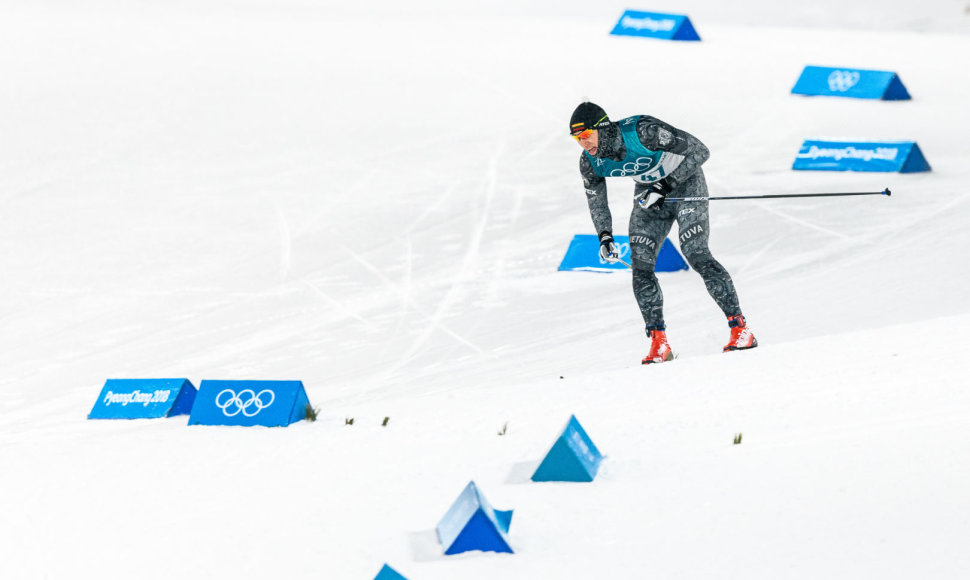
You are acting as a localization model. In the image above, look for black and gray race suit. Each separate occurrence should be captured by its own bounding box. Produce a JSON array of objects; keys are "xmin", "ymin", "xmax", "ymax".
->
[{"xmin": 580, "ymin": 115, "xmax": 742, "ymax": 332}]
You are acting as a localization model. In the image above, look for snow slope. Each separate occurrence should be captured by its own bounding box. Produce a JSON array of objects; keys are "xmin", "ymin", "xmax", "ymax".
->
[{"xmin": 1, "ymin": 1, "xmax": 969, "ymax": 578}]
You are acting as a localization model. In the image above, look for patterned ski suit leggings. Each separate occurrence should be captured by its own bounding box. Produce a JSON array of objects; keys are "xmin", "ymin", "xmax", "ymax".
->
[{"xmin": 629, "ymin": 168, "xmax": 742, "ymax": 331}]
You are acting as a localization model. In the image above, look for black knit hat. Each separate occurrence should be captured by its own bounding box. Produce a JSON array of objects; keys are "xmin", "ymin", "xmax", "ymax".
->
[{"xmin": 570, "ymin": 101, "xmax": 610, "ymax": 135}]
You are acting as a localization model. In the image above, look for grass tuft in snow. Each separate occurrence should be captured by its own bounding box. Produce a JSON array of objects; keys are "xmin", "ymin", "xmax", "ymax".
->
[{"xmin": 304, "ymin": 405, "xmax": 319, "ymax": 422}]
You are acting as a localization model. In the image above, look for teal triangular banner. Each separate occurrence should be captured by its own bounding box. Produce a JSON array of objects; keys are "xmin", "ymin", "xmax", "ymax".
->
[
  {"xmin": 532, "ymin": 437, "xmax": 594, "ymax": 482},
  {"xmin": 532, "ymin": 415, "xmax": 603, "ymax": 482}
]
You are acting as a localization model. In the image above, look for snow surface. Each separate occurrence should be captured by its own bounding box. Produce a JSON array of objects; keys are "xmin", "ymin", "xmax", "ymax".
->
[{"xmin": 2, "ymin": 1, "xmax": 970, "ymax": 578}]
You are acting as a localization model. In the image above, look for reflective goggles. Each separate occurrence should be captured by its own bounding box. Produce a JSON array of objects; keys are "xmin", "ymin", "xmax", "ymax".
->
[{"xmin": 571, "ymin": 128, "xmax": 594, "ymax": 141}]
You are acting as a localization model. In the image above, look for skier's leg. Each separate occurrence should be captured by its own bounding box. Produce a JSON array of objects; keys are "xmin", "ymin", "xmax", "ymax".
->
[
  {"xmin": 629, "ymin": 196, "xmax": 677, "ymax": 363},
  {"xmin": 672, "ymin": 169, "xmax": 742, "ymax": 318},
  {"xmin": 628, "ymin": 197, "xmax": 676, "ymax": 331}
]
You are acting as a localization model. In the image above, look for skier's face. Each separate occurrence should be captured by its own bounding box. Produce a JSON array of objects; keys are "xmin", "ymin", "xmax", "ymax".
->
[{"xmin": 574, "ymin": 129, "xmax": 599, "ymax": 155}]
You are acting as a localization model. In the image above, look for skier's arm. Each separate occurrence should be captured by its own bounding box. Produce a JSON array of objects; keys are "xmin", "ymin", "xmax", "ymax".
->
[
  {"xmin": 636, "ymin": 116, "xmax": 710, "ymax": 187},
  {"xmin": 581, "ymin": 154, "xmax": 612, "ymax": 236}
]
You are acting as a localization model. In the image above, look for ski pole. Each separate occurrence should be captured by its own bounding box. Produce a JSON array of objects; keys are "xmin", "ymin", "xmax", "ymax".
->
[
  {"xmin": 615, "ymin": 187, "xmax": 890, "ymax": 267},
  {"xmin": 666, "ymin": 188, "xmax": 891, "ymax": 203}
]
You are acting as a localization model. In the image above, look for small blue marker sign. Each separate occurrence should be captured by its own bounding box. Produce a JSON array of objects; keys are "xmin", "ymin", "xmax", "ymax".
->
[
  {"xmin": 532, "ymin": 415, "xmax": 604, "ymax": 483},
  {"xmin": 436, "ymin": 481, "xmax": 514, "ymax": 555},
  {"xmin": 88, "ymin": 378, "xmax": 197, "ymax": 420},
  {"xmin": 610, "ymin": 10, "xmax": 701, "ymax": 41}
]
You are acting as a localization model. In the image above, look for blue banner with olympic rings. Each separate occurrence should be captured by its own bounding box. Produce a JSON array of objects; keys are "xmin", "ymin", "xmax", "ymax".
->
[
  {"xmin": 188, "ymin": 380, "xmax": 310, "ymax": 427},
  {"xmin": 791, "ymin": 66, "xmax": 911, "ymax": 100},
  {"xmin": 558, "ymin": 234, "xmax": 688, "ymax": 273}
]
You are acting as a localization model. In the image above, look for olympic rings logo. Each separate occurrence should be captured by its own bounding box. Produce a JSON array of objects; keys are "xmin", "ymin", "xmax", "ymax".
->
[
  {"xmin": 609, "ymin": 156, "xmax": 659, "ymax": 177},
  {"xmin": 215, "ymin": 388, "xmax": 275, "ymax": 417},
  {"xmin": 827, "ymin": 70, "xmax": 860, "ymax": 92}
]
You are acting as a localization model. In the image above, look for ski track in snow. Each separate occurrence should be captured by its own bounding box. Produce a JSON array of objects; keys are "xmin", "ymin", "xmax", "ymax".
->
[
  {"xmin": 752, "ymin": 201, "xmax": 859, "ymax": 241},
  {"xmin": 300, "ymin": 277, "xmax": 379, "ymax": 331},
  {"xmin": 340, "ymin": 243, "xmax": 486, "ymax": 357},
  {"xmin": 378, "ymin": 143, "xmax": 506, "ymax": 380}
]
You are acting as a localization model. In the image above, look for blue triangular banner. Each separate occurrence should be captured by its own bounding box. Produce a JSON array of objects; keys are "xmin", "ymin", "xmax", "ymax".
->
[
  {"xmin": 791, "ymin": 66, "xmax": 911, "ymax": 100},
  {"xmin": 188, "ymin": 380, "xmax": 311, "ymax": 427},
  {"xmin": 793, "ymin": 139, "xmax": 931, "ymax": 173},
  {"xmin": 88, "ymin": 378, "xmax": 198, "ymax": 420},
  {"xmin": 436, "ymin": 481, "xmax": 514, "ymax": 555},
  {"xmin": 558, "ymin": 234, "xmax": 689, "ymax": 273},
  {"xmin": 610, "ymin": 11, "xmax": 701, "ymax": 41},
  {"xmin": 445, "ymin": 509, "xmax": 514, "ymax": 555}
]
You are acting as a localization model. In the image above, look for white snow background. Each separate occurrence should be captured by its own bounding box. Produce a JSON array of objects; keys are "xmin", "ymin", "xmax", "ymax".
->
[{"xmin": 2, "ymin": 0, "xmax": 969, "ymax": 578}]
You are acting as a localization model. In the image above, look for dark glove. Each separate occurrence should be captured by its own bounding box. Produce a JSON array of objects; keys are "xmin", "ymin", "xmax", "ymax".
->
[
  {"xmin": 598, "ymin": 231, "xmax": 619, "ymax": 263},
  {"xmin": 638, "ymin": 178, "xmax": 674, "ymax": 210}
]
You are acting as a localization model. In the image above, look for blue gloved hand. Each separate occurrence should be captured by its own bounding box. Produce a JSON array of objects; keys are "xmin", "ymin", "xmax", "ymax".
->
[
  {"xmin": 638, "ymin": 178, "xmax": 674, "ymax": 210},
  {"xmin": 598, "ymin": 231, "xmax": 620, "ymax": 263}
]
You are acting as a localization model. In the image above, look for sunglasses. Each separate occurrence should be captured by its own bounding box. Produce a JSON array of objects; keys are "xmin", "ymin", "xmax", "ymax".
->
[{"xmin": 571, "ymin": 128, "xmax": 594, "ymax": 141}]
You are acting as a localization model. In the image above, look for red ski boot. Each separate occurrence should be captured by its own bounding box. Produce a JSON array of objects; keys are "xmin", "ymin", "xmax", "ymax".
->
[
  {"xmin": 723, "ymin": 314, "xmax": 758, "ymax": 352},
  {"xmin": 642, "ymin": 329, "xmax": 674, "ymax": 365}
]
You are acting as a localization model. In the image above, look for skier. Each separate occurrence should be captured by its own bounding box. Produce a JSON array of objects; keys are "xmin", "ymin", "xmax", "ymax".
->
[{"xmin": 570, "ymin": 101, "xmax": 757, "ymax": 364}]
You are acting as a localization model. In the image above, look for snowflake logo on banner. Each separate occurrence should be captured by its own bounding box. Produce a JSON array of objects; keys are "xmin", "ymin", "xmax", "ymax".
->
[{"xmin": 827, "ymin": 70, "xmax": 861, "ymax": 92}]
